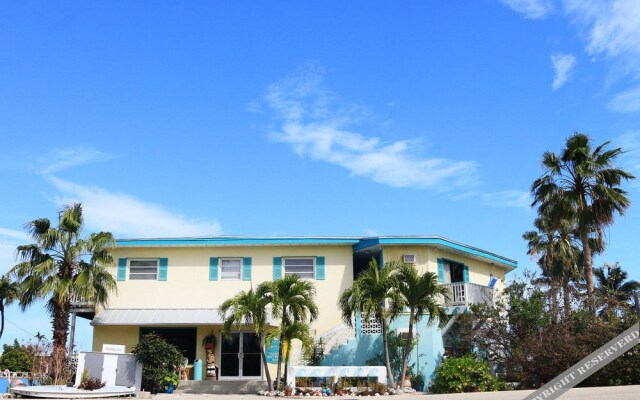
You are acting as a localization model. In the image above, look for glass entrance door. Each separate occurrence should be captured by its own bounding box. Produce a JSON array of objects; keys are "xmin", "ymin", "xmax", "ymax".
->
[{"xmin": 220, "ymin": 332, "xmax": 262, "ymax": 378}]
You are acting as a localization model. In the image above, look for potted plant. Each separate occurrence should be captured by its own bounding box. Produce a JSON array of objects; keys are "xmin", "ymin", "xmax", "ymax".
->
[
  {"xmin": 202, "ymin": 332, "xmax": 217, "ymax": 351},
  {"xmin": 411, "ymin": 373, "xmax": 425, "ymax": 392},
  {"xmin": 161, "ymin": 372, "xmax": 179, "ymax": 394}
]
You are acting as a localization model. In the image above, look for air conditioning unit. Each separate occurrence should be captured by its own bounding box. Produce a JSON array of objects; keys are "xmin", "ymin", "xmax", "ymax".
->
[{"xmin": 403, "ymin": 254, "xmax": 416, "ymax": 264}]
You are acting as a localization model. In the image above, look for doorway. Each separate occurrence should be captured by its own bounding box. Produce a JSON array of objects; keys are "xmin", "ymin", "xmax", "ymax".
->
[{"xmin": 220, "ymin": 332, "xmax": 262, "ymax": 378}]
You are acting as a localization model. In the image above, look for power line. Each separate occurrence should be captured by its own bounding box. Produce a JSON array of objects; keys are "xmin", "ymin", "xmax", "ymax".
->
[{"xmin": 4, "ymin": 317, "xmax": 38, "ymax": 338}]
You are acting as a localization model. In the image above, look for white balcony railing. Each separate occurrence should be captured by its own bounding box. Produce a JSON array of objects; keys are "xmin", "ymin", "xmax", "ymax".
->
[{"xmin": 441, "ymin": 282, "xmax": 494, "ymax": 307}]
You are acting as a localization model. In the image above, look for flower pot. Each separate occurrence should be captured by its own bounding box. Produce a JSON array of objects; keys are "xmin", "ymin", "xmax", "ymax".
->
[{"xmin": 166, "ymin": 384, "xmax": 174, "ymax": 394}]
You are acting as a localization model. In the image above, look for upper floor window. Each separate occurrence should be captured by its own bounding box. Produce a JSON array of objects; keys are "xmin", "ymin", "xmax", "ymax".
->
[
  {"xmin": 284, "ymin": 257, "xmax": 315, "ymax": 279},
  {"xmin": 129, "ymin": 259, "xmax": 158, "ymax": 280},
  {"xmin": 220, "ymin": 258, "xmax": 242, "ymax": 280}
]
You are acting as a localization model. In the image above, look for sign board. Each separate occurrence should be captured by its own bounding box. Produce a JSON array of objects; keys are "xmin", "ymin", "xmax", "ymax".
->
[
  {"xmin": 265, "ymin": 338, "xmax": 280, "ymax": 364},
  {"xmin": 102, "ymin": 344, "xmax": 126, "ymax": 354}
]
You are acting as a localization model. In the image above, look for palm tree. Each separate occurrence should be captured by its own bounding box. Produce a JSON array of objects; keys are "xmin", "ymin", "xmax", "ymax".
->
[
  {"xmin": 531, "ymin": 133, "xmax": 635, "ymax": 314},
  {"xmin": 594, "ymin": 263, "xmax": 640, "ymax": 315},
  {"xmin": 0, "ymin": 274, "xmax": 20, "ymax": 340},
  {"xmin": 393, "ymin": 263, "xmax": 450, "ymax": 386},
  {"xmin": 10, "ymin": 203, "xmax": 116, "ymax": 381},
  {"xmin": 219, "ymin": 288, "xmax": 273, "ymax": 389},
  {"xmin": 277, "ymin": 321, "xmax": 313, "ymax": 386},
  {"xmin": 259, "ymin": 274, "xmax": 318, "ymax": 389},
  {"xmin": 338, "ymin": 259, "xmax": 400, "ymax": 388},
  {"xmin": 523, "ymin": 209, "xmax": 581, "ymax": 322}
]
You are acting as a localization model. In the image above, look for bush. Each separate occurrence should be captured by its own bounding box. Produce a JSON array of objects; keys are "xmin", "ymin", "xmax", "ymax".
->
[
  {"xmin": 0, "ymin": 340, "xmax": 32, "ymax": 372},
  {"xmin": 131, "ymin": 334, "xmax": 184, "ymax": 393},
  {"xmin": 430, "ymin": 354, "xmax": 510, "ymax": 393}
]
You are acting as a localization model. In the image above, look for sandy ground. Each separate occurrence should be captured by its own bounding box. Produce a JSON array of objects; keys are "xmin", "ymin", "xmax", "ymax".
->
[{"xmin": 153, "ymin": 385, "xmax": 640, "ymax": 400}]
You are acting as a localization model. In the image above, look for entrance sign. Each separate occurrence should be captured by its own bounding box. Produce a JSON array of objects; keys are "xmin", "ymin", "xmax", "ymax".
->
[
  {"xmin": 523, "ymin": 323, "xmax": 639, "ymax": 400},
  {"xmin": 101, "ymin": 344, "xmax": 126, "ymax": 354},
  {"xmin": 265, "ymin": 338, "xmax": 280, "ymax": 364}
]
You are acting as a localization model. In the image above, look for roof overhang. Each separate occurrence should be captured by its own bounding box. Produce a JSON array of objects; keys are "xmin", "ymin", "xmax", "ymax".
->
[
  {"xmin": 354, "ymin": 236, "xmax": 517, "ymax": 271},
  {"xmin": 116, "ymin": 236, "xmax": 361, "ymax": 248},
  {"xmin": 91, "ymin": 308, "xmax": 277, "ymax": 327}
]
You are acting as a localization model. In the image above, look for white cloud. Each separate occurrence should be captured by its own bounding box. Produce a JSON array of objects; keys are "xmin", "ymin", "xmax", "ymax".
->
[
  {"xmin": 48, "ymin": 177, "xmax": 222, "ymax": 238},
  {"xmin": 551, "ymin": 53, "xmax": 577, "ymax": 90},
  {"xmin": 607, "ymin": 85, "xmax": 640, "ymax": 113},
  {"xmin": 500, "ymin": 0, "xmax": 554, "ymax": 19},
  {"xmin": 40, "ymin": 146, "xmax": 117, "ymax": 174},
  {"xmin": 264, "ymin": 65, "xmax": 479, "ymax": 192},
  {"xmin": 453, "ymin": 190, "xmax": 532, "ymax": 209},
  {"xmin": 565, "ymin": 0, "xmax": 640, "ymax": 62}
]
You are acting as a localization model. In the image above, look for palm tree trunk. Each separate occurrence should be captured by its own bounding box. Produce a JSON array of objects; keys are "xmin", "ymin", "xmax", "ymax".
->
[
  {"xmin": 563, "ymin": 278, "xmax": 571, "ymax": 324},
  {"xmin": 580, "ymin": 231, "xmax": 595, "ymax": 314},
  {"xmin": 51, "ymin": 300, "xmax": 70, "ymax": 384},
  {"xmin": 399, "ymin": 313, "xmax": 414, "ymax": 387},
  {"xmin": 550, "ymin": 280, "xmax": 559, "ymax": 323},
  {"xmin": 380, "ymin": 318, "xmax": 396, "ymax": 389},
  {"xmin": 283, "ymin": 341, "xmax": 291, "ymax": 388},
  {"xmin": 0, "ymin": 301, "xmax": 5, "ymax": 340},
  {"xmin": 259, "ymin": 343, "xmax": 272, "ymax": 390},
  {"xmin": 275, "ymin": 332, "xmax": 284, "ymax": 390}
]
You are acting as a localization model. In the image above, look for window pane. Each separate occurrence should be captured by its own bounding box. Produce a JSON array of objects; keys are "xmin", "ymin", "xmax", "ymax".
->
[
  {"xmin": 129, "ymin": 259, "xmax": 158, "ymax": 280},
  {"xmin": 284, "ymin": 258, "xmax": 314, "ymax": 279},
  {"xmin": 221, "ymin": 259, "xmax": 241, "ymax": 280},
  {"xmin": 130, "ymin": 260, "xmax": 158, "ymax": 267}
]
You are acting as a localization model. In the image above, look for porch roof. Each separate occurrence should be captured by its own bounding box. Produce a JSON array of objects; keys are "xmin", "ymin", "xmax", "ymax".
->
[{"xmin": 91, "ymin": 308, "xmax": 277, "ymax": 327}]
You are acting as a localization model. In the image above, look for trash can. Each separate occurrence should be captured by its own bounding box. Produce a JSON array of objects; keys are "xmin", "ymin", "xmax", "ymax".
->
[{"xmin": 193, "ymin": 359, "xmax": 203, "ymax": 381}]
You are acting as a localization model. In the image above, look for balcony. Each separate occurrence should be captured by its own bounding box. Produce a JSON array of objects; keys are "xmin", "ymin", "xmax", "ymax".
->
[
  {"xmin": 70, "ymin": 295, "xmax": 96, "ymax": 319},
  {"xmin": 441, "ymin": 282, "xmax": 494, "ymax": 308}
]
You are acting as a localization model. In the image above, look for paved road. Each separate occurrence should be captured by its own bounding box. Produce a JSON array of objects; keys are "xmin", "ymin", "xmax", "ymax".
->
[{"xmin": 154, "ymin": 385, "xmax": 640, "ymax": 400}]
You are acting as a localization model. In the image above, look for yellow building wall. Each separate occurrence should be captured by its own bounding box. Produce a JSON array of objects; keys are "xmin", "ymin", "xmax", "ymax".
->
[
  {"xmin": 95, "ymin": 244, "xmax": 354, "ymax": 362},
  {"xmin": 381, "ymin": 245, "xmax": 509, "ymax": 291}
]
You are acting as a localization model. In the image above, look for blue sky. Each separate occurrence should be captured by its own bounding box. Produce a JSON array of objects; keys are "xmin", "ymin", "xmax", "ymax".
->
[{"xmin": 1, "ymin": 1, "xmax": 639, "ymax": 351}]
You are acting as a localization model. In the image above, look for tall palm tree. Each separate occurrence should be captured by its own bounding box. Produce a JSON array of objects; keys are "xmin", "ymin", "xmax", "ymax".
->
[
  {"xmin": 338, "ymin": 259, "xmax": 400, "ymax": 388},
  {"xmin": 393, "ymin": 263, "xmax": 450, "ymax": 386},
  {"xmin": 0, "ymin": 274, "xmax": 20, "ymax": 340},
  {"xmin": 594, "ymin": 263, "xmax": 640, "ymax": 315},
  {"xmin": 219, "ymin": 288, "xmax": 273, "ymax": 389},
  {"xmin": 259, "ymin": 274, "xmax": 318, "ymax": 389},
  {"xmin": 531, "ymin": 133, "xmax": 635, "ymax": 314},
  {"xmin": 10, "ymin": 203, "xmax": 116, "ymax": 380}
]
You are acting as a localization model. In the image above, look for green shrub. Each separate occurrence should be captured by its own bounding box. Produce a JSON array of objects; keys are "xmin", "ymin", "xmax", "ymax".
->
[
  {"xmin": 0, "ymin": 340, "xmax": 32, "ymax": 372},
  {"xmin": 131, "ymin": 334, "xmax": 184, "ymax": 393},
  {"xmin": 430, "ymin": 354, "xmax": 510, "ymax": 393}
]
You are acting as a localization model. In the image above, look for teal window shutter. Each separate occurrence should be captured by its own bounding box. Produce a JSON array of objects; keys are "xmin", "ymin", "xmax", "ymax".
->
[
  {"xmin": 273, "ymin": 257, "xmax": 282, "ymax": 280},
  {"xmin": 463, "ymin": 265, "xmax": 470, "ymax": 283},
  {"xmin": 316, "ymin": 256, "xmax": 325, "ymax": 280},
  {"xmin": 158, "ymin": 258, "xmax": 168, "ymax": 281},
  {"xmin": 437, "ymin": 258, "xmax": 445, "ymax": 283},
  {"xmin": 242, "ymin": 257, "xmax": 252, "ymax": 281},
  {"xmin": 209, "ymin": 257, "xmax": 219, "ymax": 281},
  {"xmin": 117, "ymin": 258, "xmax": 127, "ymax": 281}
]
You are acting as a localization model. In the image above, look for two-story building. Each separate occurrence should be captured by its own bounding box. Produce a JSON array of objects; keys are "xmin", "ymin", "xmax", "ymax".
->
[{"xmin": 85, "ymin": 235, "xmax": 516, "ymax": 385}]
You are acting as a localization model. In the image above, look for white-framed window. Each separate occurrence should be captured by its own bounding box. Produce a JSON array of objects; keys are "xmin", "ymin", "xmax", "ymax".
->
[
  {"xmin": 220, "ymin": 258, "xmax": 242, "ymax": 280},
  {"xmin": 283, "ymin": 257, "xmax": 315, "ymax": 279},
  {"xmin": 129, "ymin": 259, "xmax": 158, "ymax": 280}
]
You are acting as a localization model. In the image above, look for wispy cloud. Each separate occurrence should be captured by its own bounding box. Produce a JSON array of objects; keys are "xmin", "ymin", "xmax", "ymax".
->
[
  {"xmin": 551, "ymin": 53, "xmax": 577, "ymax": 90},
  {"xmin": 264, "ymin": 64, "xmax": 479, "ymax": 192},
  {"xmin": 453, "ymin": 190, "xmax": 532, "ymax": 209},
  {"xmin": 499, "ymin": 0, "xmax": 554, "ymax": 19},
  {"xmin": 48, "ymin": 177, "xmax": 222, "ymax": 238},
  {"xmin": 39, "ymin": 146, "xmax": 117, "ymax": 174},
  {"xmin": 608, "ymin": 85, "xmax": 640, "ymax": 113}
]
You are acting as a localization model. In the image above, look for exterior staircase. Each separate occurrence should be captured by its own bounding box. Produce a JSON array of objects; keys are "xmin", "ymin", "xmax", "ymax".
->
[
  {"xmin": 289, "ymin": 323, "xmax": 357, "ymax": 366},
  {"xmin": 176, "ymin": 379, "xmax": 268, "ymax": 394}
]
